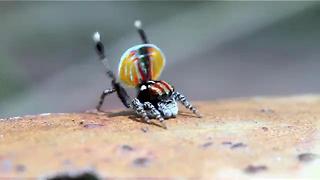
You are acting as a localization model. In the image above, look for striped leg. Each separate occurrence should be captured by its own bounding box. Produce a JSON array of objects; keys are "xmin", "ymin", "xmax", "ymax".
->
[
  {"xmin": 143, "ymin": 102, "xmax": 166, "ymax": 129},
  {"xmin": 173, "ymin": 91, "xmax": 202, "ymax": 118},
  {"xmin": 96, "ymin": 88, "xmax": 116, "ymax": 111},
  {"xmin": 131, "ymin": 98, "xmax": 150, "ymax": 123}
]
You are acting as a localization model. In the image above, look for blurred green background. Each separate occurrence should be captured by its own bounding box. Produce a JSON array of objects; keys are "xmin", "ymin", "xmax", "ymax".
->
[{"xmin": 1, "ymin": 1, "xmax": 320, "ymax": 117}]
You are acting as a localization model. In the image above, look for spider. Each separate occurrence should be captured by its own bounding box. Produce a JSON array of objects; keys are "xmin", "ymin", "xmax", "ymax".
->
[{"xmin": 92, "ymin": 20, "xmax": 201, "ymax": 128}]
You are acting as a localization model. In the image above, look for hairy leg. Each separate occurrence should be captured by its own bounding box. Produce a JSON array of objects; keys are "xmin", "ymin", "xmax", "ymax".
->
[
  {"xmin": 130, "ymin": 98, "xmax": 151, "ymax": 123},
  {"xmin": 96, "ymin": 88, "xmax": 116, "ymax": 111},
  {"xmin": 172, "ymin": 91, "xmax": 202, "ymax": 117},
  {"xmin": 143, "ymin": 102, "xmax": 166, "ymax": 129},
  {"xmin": 143, "ymin": 102, "xmax": 165, "ymax": 121}
]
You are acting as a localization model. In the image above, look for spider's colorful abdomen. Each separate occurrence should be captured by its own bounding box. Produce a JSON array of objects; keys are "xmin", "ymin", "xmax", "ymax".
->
[
  {"xmin": 149, "ymin": 80, "xmax": 174, "ymax": 97},
  {"xmin": 118, "ymin": 44, "xmax": 165, "ymax": 88}
]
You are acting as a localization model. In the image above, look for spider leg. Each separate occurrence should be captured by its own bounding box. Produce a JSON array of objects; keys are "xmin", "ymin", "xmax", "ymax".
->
[
  {"xmin": 112, "ymin": 80, "xmax": 132, "ymax": 108},
  {"xmin": 172, "ymin": 91, "xmax": 202, "ymax": 118},
  {"xmin": 143, "ymin": 102, "xmax": 166, "ymax": 129},
  {"xmin": 130, "ymin": 98, "xmax": 151, "ymax": 124},
  {"xmin": 96, "ymin": 88, "xmax": 116, "ymax": 111}
]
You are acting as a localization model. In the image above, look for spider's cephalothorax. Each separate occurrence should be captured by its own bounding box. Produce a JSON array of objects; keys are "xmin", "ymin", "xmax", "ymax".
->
[
  {"xmin": 93, "ymin": 20, "xmax": 201, "ymax": 128},
  {"xmin": 137, "ymin": 80, "xmax": 174, "ymax": 104}
]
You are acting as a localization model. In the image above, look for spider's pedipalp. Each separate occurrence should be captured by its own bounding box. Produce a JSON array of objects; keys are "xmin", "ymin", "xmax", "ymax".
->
[
  {"xmin": 143, "ymin": 102, "xmax": 167, "ymax": 129},
  {"xmin": 143, "ymin": 102, "xmax": 164, "ymax": 122},
  {"xmin": 157, "ymin": 98, "xmax": 178, "ymax": 118}
]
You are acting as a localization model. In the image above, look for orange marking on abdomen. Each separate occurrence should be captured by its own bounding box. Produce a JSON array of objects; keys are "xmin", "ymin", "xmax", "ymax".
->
[
  {"xmin": 154, "ymin": 83, "xmax": 165, "ymax": 93},
  {"xmin": 150, "ymin": 85, "xmax": 162, "ymax": 95}
]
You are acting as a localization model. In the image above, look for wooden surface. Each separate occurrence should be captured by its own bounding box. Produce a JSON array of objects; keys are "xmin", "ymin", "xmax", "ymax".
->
[{"xmin": 0, "ymin": 96, "xmax": 320, "ymax": 179}]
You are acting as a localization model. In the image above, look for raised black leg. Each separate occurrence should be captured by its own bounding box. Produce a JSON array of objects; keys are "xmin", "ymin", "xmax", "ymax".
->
[
  {"xmin": 96, "ymin": 88, "xmax": 116, "ymax": 111},
  {"xmin": 173, "ymin": 91, "xmax": 202, "ymax": 118}
]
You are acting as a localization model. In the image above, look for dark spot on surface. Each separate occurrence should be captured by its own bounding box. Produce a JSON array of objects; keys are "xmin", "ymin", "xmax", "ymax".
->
[
  {"xmin": 15, "ymin": 164, "xmax": 26, "ymax": 172},
  {"xmin": 272, "ymin": 147, "xmax": 280, "ymax": 151},
  {"xmin": 261, "ymin": 127, "xmax": 268, "ymax": 131},
  {"xmin": 84, "ymin": 148, "xmax": 92, "ymax": 153},
  {"xmin": 141, "ymin": 127, "xmax": 149, "ymax": 133},
  {"xmin": 79, "ymin": 121, "xmax": 84, "ymax": 125},
  {"xmin": 298, "ymin": 153, "xmax": 318, "ymax": 162},
  {"xmin": 83, "ymin": 123, "xmax": 104, "ymax": 129},
  {"xmin": 133, "ymin": 157, "xmax": 150, "ymax": 167},
  {"xmin": 222, "ymin": 141, "xmax": 232, "ymax": 145},
  {"xmin": 62, "ymin": 159, "xmax": 72, "ymax": 165},
  {"xmin": 201, "ymin": 142, "xmax": 213, "ymax": 148},
  {"xmin": 260, "ymin": 108, "xmax": 274, "ymax": 113},
  {"xmin": 231, "ymin": 143, "xmax": 247, "ymax": 149},
  {"xmin": 206, "ymin": 137, "xmax": 213, "ymax": 140},
  {"xmin": 244, "ymin": 165, "xmax": 267, "ymax": 174},
  {"xmin": 47, "ymin": 172, "xmax": 99, "ymax": 180},
  {"xmin": 121, "ymin": 145, "xmax": 134, "ymax": 151}
]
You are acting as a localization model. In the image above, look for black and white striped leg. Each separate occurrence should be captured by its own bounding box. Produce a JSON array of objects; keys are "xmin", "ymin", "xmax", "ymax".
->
[
  {"xmin": 131, "ymin": 98, "xmax": 150, "ymax": 123},
  {"xmin": 143, "ymin": 102, "xmax": 166, "ymax": 128},
  {"xmin": 173, "ymin": 91, "xmax": 202, "ymax": 118},
  {"xmin": 96, "ymin": 88, "xmax": 116, "ymax": 111}
]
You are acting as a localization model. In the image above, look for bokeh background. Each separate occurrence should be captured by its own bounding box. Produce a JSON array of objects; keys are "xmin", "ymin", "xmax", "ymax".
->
[{"xmin": 1, "ymin": 1, "xmax": 320, "ymax": 118}]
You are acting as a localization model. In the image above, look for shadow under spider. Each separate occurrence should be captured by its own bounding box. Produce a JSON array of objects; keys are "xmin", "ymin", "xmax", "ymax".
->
[
  {"xmin": 107, "ymin": 110, "xmax": 135, "ymax": 118},
  {"xmin": 127, "ymin": 116, "xmax": 165, "ymax": 129},
  {"xmin": 93, "ymin": 110, "xmax": 165, "ymax": 129},
  {"xmin": 85, "ymin": 109, "xmax": 134, "ymax": 117}
]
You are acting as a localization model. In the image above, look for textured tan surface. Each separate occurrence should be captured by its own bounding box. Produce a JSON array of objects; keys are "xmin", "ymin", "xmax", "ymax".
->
[{"xmin": 0, "ymin": 96, "xmax": 320, "ymax": 179}]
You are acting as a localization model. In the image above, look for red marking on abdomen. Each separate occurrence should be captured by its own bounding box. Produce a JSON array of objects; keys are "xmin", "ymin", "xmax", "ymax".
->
[
  {"xmin": 159, "ymin": 80, "xmax": 174, "ymax": 91},
  {"xmin": 153, "ymin": 83, "xmax": 166, "ymax": 94},
  {"xmin": 150, "ymin": 85, "xmax": 162, "ymax": 96}
]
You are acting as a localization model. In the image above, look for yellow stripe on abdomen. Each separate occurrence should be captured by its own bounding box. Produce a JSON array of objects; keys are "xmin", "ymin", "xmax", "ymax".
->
[{"xmin": 118, "ymin": 44, "xmax": 166, "ymax": 88}]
